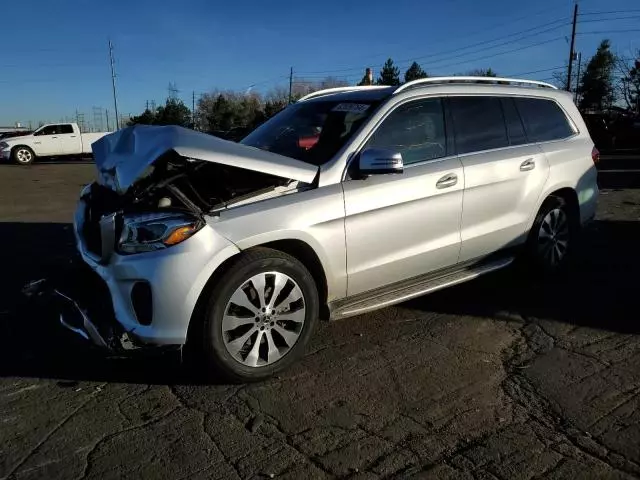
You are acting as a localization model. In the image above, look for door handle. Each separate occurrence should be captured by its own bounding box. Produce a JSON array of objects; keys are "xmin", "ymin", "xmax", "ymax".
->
[
  {"xmin": 51, "ymin": 136, "xmax": 58, "ymax": 139},
  {"xmin": 436, "ymin": 173, "xmax": 458, "ymax": 189},
  {"xmin": 70, "ymin": 135, "xmax": 77, "ymax": 138},
  {"xmin": 520, "ymin": 158, "xmax": 535, "ymax": 171}
]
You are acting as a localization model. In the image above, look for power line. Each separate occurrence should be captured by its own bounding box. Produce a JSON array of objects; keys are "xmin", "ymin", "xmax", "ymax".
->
[
  {"xmin": 429, "ymin": 37, "xmax": 565, "ymax": 72},
  {"xmin": 296, "ymin": 19, "xmax": 569, "ymax": 76},
  {"xmin": 508, "ymin": 65, "xmax": 566, "ymax": 76},
  {"xmin": 239, "ymin": 75, "xmax": 289, "ymax": 91},
  {"xmin": 578, "ymin": 29, "xmax": 640, "ymax": 35},
  {"xmin": 317, "ymin": 4, "xmax": 566, "ymax": 71},
  {"xmin": 579, "ymin": 9, "xmax": 640, "ymax": 16},
  {"xmin": 579, "ymin": 15, "xmax": 640, "ymax": 24}
]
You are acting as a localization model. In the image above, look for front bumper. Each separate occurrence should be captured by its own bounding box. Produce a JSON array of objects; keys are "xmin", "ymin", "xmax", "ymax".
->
[
  {"xmin": 70, "ymin": 196, "xmax": 240, "ymax": 348},
  {"xmin": 1, "ymin": 148, "xmax": 11, "ymax": 160}
]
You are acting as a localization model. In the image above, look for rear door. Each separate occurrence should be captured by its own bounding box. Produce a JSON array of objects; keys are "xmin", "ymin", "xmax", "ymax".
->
[
  {"xmin": 32, "ymin": 125, "xmax": 63, "ymax": 156},
  {"xmin": 343, "ymin": 97, "xmax": 464, "ymax": 296},
  {"xmin": 449, "ymin": 96, "xmax": 549, "ymax": 263},
  {"xmin": 58, "ymin": 124, "xmax": 82, "ymax": 154}
]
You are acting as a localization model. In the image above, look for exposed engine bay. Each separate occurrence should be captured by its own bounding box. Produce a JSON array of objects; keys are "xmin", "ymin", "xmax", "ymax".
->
[{"xmin": 89, "ymin": 150, "xmax": 305, "ymax": 216}]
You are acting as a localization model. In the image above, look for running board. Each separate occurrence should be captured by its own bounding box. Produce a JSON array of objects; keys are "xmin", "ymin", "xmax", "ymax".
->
[{"xmin": 329, "ymin": 256, "xmax": 514, "ymax": 320}]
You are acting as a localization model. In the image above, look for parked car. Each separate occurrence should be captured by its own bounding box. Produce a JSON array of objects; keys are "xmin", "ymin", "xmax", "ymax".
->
[
  {"xmin": 0, "ymin": 122, "xmax": 110, "ymax": 164},
  {"xmin": 583, "ymin": 112, "xmax": 640, "ymax": 153},
  {"xmin": 41, "ymin": 77, "xmax": 599, "ymax": 382}
]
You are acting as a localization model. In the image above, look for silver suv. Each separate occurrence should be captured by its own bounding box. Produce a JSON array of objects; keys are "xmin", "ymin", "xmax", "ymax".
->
[{"xmin": 58, "ymin": 77, "xmax": 599, "ymax": 382}]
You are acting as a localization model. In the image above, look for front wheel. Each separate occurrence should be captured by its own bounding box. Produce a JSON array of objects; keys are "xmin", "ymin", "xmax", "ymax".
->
[
  {"xmin": 198, "ymin": 248, "xmax": 319, "ymax": 383},
  {"xmin": 12, "ymin": 146, "xmax": 36, "ymax": 165}
]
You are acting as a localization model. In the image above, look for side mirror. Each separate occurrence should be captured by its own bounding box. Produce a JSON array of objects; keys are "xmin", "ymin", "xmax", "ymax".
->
[{"xmin": 359, "ymin": 148, "xmax": 404, "ymax": 175}]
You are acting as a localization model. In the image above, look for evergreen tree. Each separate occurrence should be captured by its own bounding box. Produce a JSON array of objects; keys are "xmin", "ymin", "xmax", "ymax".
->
[
  {"xmin": 377, "ymin": 58, "xmax": 401, "ymax": 86},
  {"xmin": 468, "ymin": 68, "xmax": 497, "ymax": 77},
  {"xmin": 579, "ymin": 39, "xmax": 616, "ymax": 112},
  {"xmin": 404, "ymin": 62, "xmax": 428, "ymax": 82}
]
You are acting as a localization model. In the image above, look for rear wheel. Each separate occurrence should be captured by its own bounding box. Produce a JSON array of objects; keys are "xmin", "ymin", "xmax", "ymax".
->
[
  {"xmin": 198, "ymin": 248, "xmax": 319, "ymax": 383},
  {"xmin": 12, "ymin": 146, "xmax": 35, "ymax": 165},
  {"xmin": 523, "ymin": 196, "xmax": 576, "ymax": 274}
]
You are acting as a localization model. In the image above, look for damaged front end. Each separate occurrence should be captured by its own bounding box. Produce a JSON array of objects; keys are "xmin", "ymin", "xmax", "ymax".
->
[
  {"xmin": 22, "ymin": 262, "xmax": 155, "ymax": 354},
  {"xmin": 25, "ymin": 124, "xmax": 318, "ymax": 355}
]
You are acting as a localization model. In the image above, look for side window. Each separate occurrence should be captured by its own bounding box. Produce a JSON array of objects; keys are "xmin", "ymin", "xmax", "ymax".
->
[
  {"xmin": 38, "ymin": 125, "xmax": 59, "ymax": 136},
  {"xmin": 501, "ymin": 98, "xmax": 528, "ymax": 146},
  {"xmin": 364, "ymin": 98, "xmax": 446, "ymax": 165},
  {"xmin": 449, "ymin": 96, "xmax": 509, "ymax": 154},
  {"xmin": 514, "ymin": 98, "xmax": 575, "ymax": 142},
  {"xmin": 59, "ymin": 124, "xmax": 74, "ymax": 134}
]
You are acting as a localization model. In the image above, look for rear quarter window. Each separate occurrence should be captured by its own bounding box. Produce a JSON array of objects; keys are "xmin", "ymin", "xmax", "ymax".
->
[{"xmin": 514, "ymin": 97, "xmax": 575, "ymax": 142}]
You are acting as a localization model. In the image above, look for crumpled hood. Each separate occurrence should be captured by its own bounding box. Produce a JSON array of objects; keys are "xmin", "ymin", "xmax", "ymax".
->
[{"xmin": 91, "ymin": 124, "xmax": 319, "ymax": 194}]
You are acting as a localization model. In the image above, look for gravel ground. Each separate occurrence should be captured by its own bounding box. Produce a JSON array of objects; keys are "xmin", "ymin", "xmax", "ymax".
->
[{"xmin": 0, "ymin": 161, "xmax": 639, "ymax": 480}]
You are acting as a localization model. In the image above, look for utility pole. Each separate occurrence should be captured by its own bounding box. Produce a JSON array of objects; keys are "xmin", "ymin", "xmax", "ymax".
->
[
  {"xmin": 574, "ymin": 52, "xmax": 582, "ymax": 104},
  {"xmin": 288, "ymin": 67, "xmax": 293, "ymax": 104},
  {"xmin": 192, "ymin": 91, "xmax": 196, "ymax": 129},
  {"xmin": 566, "ymin": 2, "xmax": 578, "ymax": 91},
  {"xmin": 105, "ymin": 109, "xmax": 110, "ymax": 131},
  {"xmin": 109, "ymin": 39, "xmax": 120, "ymax": 129}
]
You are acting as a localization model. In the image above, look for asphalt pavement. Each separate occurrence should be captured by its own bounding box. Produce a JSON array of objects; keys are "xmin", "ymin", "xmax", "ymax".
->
[{"xmin": 1, "ymin": 159, "xmax": 639, "ymax": 480}]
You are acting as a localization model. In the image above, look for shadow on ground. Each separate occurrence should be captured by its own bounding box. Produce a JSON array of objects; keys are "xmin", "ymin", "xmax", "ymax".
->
[
  {"xmin": 0, "ymin": 214, "xmax": 637, "ymax": 385},
  {"xmin": 409, "ymin": 219, "xmax": 640, "ymax": 335}
]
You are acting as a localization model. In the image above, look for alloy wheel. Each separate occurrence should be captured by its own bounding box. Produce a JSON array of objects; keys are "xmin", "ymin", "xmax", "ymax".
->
[
  {"xmin": 16, "ymin": 149, "xmax": 32, "ymax": 164},
  {"xmin": 537, "ymin": 208, "xmax": 569, "ymax": 267},
  {"xmin": 222, "ymin": 271, "xmax": 306, "ymax": 367}
]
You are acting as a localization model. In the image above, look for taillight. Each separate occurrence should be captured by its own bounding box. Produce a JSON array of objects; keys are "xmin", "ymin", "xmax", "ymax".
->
[{"xmin": 591, "ymin": 146, "xmax": 600, "ymax": 164}]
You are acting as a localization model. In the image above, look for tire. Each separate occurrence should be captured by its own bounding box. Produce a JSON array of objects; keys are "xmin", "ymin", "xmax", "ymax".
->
[
  {"xmin": 12, "ymin": 146, "xmax": 36, "ymax": 165},
  {"xmin": 197, "ymin": 248, "xmax": 319, "ymax": 383},
  {"xmin": 522, "ymin": 196, "xmax": 577, "ymax": 275}
]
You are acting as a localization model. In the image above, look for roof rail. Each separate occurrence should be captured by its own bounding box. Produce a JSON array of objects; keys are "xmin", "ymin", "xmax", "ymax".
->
[
  {"xmin": 297, "ymin": 85, "xmax": 390, "ymax": 102},
  {"xmin": 394, "ymin": 76, "xmax": 558, "ymax": 94}
]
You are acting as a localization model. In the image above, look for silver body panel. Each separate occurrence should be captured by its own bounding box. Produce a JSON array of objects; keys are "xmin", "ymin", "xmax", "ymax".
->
[{"xmin": 72, "ymin": 82, "xmax": 599, "ymax": 346}]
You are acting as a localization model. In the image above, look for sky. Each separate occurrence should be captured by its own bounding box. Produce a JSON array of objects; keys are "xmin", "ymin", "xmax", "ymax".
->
[{"xmin": 1, "ymin": 0, "xmax": 639, "ymax": 127}]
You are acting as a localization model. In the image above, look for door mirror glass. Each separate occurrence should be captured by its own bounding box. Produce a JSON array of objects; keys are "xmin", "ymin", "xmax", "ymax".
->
[{"xmin": 359, "ymin": 148, "xmax": 404, "ymax": 175}]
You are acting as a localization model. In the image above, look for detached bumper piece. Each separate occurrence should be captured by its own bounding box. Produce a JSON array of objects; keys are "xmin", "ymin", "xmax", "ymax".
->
[{"xmin": 22, "ymin": 260, "xmax": 167, "ymax": 356}]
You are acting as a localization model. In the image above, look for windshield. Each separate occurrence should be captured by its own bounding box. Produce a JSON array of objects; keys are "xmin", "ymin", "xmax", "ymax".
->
[{"xmin": 241, "ymin": 100, "xmax": 380, "ymax": 166}]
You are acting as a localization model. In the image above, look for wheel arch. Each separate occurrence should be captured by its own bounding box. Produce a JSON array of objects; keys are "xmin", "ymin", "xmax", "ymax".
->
[
  {"xmin": 186, "ymin": 238, "xmax": 331, "ymax": 347},
  {"xmin": 527, "ymin": 182, "xmax": 580, "ymax": 233},
  {"xmin": 547, "ymin": 187, "xmax": 580, "ymax": 226},
  {"xmin": 11, "ymin": 144, "xmax": 36, "ymax": 159}
]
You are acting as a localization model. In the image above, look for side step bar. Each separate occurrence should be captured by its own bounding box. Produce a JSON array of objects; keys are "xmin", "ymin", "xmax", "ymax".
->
[{"xmin": 329, "ymin": 256, "xmax": 514, "ymax": 320}]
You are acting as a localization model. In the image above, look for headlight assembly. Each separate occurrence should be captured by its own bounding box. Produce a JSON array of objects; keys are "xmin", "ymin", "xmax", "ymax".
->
[{"xmin": 117, "ymin": 213, "xmax": 203, "ymax": 254}]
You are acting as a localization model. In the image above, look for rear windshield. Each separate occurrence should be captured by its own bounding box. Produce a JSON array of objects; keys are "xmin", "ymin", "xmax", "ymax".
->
[{"xmin": 241, "ymin": 100, "xmax": 380, "ymax": 166}]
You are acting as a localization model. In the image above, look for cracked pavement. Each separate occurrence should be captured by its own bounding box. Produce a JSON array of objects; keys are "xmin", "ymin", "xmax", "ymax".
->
[{"xmin": 1, "ymin": 162, "xmax": 639, "ymax": 479}]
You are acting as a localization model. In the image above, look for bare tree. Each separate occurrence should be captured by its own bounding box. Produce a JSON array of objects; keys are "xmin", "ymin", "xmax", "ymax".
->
[
  {"xmin": 616, "ymin": 51, "xmax": 640, "ymax": 113},
  {"xmin": 552, "ymin": 68, "xmax": 569, "ymax": 90},
  {"xmin": 319, "ymin": 76, "xmax": 349, "ymax": 89}
]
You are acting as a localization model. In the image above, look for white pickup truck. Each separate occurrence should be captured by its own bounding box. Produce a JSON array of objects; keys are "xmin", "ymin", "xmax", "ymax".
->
[{"xmin": 0, "ymin": 123, "xmax": 111, "ymax": 165}]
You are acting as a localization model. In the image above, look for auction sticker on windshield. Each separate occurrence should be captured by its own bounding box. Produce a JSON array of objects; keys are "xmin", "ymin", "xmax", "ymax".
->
[{"xmin": 332, "ymin": 103, "xmax": 371, "ymax": 113}]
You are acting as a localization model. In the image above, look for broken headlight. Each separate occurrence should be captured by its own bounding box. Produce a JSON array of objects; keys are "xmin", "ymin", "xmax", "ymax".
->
[{"xmin": 117, "ymin": 213, "xmax": 203, "ymax": 254}]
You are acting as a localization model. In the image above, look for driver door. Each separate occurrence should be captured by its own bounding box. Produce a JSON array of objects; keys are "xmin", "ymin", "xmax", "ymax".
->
[
  {"xmin": 32, "ymin": 125, "xmax": 63, "ymax": 156},
  {"xmin": 342, "ymin": 98, "xmax": 464, "ymax": 296}
]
